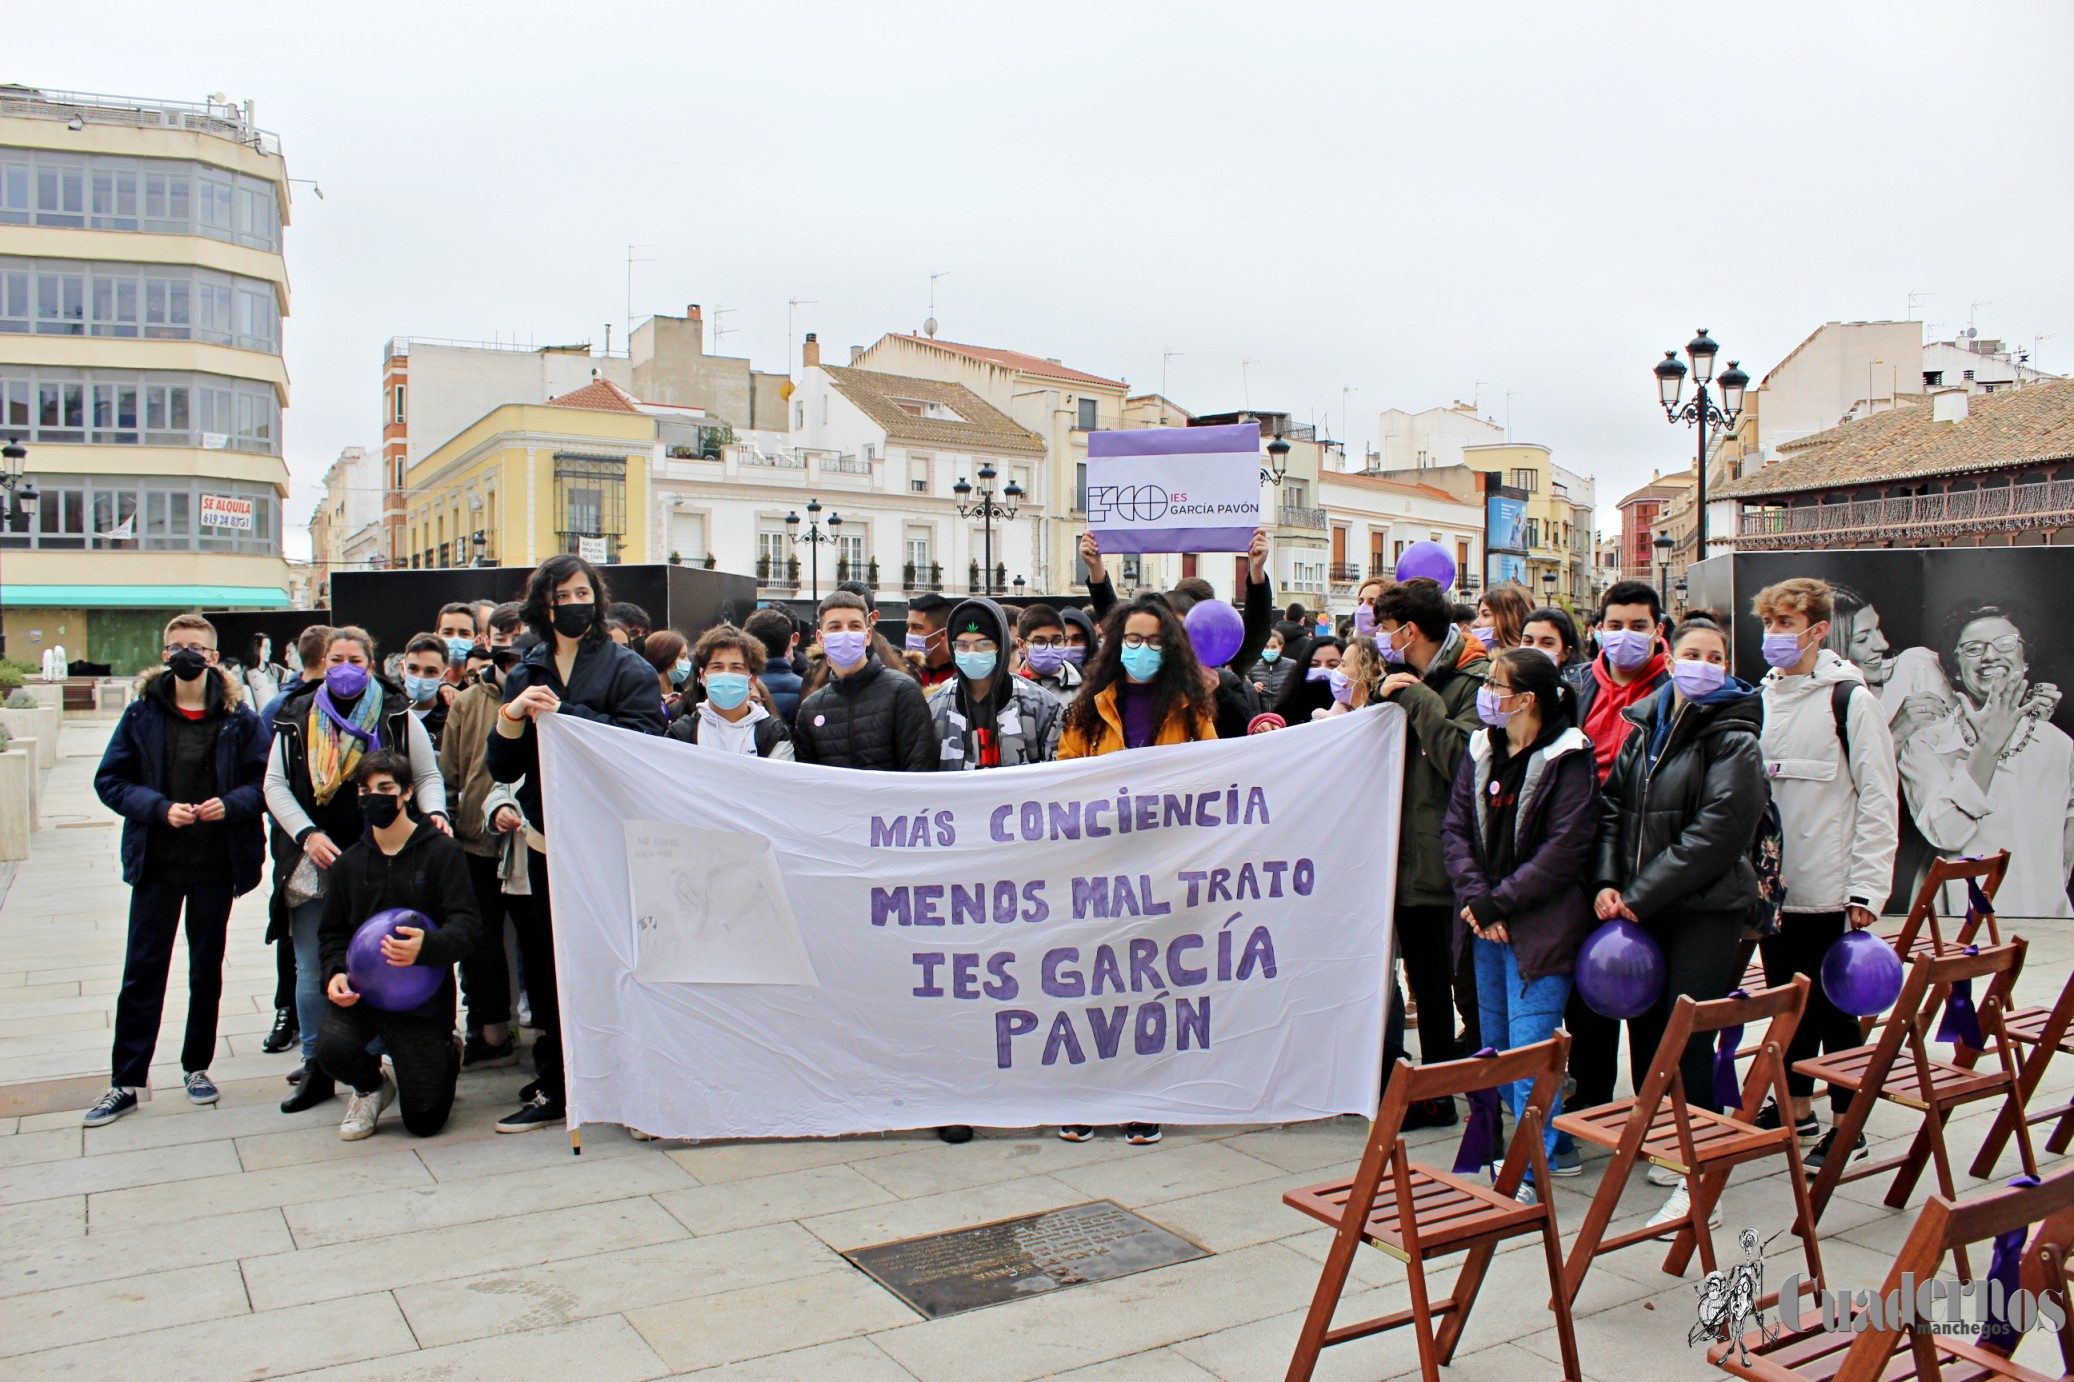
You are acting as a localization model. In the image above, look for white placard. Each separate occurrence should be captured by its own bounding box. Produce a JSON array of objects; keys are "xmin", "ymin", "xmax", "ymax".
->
[
  {"xmin": 577, "ymin": 536, "xmax": 608, "ymax": 563},
  {"xmin": 539, "ymin": 707, "xmax": 1404, "ymax": 1139},
  {"xmin": 199, "ymin": 494, "xmax": 253, "ymax": 530}
]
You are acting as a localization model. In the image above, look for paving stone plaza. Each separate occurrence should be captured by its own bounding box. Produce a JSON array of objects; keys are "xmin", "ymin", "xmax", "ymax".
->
[{"xmin": 5, "ymin": 715, "xmax": 2070, "ymax": 1380}]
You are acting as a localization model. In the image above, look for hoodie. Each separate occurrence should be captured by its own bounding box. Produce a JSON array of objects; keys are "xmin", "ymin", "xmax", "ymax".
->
[
  {"xmin": 316, "ymin": 816, "xmax": 482, "ymax": 1022},
  {"xmin": 1579, "ymin": 645, "xmax": 1670, "ymax": 781},
  {"xmin": 1759, "ymin": 649, "xmax": 1898, "ymax": 914},
  {"xmin": 928, "ymin": 597, "xmax": 1064, "ymax": 769}
]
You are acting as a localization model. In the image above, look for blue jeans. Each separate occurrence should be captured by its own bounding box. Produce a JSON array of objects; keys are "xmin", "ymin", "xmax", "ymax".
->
[
  {"xmin": 290, "ymin": 895, "xmax": 326, "ymax": 1063},
  {"xmin": 1473, "ymin": 935, "xmax": 1572, "ymax": 1182}
]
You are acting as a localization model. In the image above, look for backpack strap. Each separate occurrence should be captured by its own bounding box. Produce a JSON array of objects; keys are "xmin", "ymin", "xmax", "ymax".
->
[
  {"xmin": 1831, "ymin": 680, "xmax": 1855, "ymax": 762},
  {"xmin": 753, "ymin": 717, "xmax": 783, "ymax": 757}
]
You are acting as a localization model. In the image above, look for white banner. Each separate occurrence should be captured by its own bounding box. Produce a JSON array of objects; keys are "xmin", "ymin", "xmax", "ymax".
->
[{"xmin": 539, "ymin": 706, "xmax": 1404, "ymax": 1139}]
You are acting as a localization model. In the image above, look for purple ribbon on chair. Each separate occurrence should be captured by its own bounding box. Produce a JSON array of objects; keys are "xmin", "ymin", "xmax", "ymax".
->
[
  {"xmin": 1936, "ymin": 945, "xmax": 1984, "ymax": 1050},
  {"xmin": 1982, "ymin": 1173, "xmax": 2044, "ymax": 1351},
  {"xmin": 1967, "ymin": 879, "xmax": 1994, "ymax": 927},
  {"xmin": 1451, "ymin": 1047, "xmax": 1503, "ymax": 1176},
  {"xmin": 1714, "ymin": 990, "xmax": 1749, "ymax": 1112}
]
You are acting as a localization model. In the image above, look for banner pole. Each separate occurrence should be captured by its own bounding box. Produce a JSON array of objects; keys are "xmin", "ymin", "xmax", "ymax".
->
[{"xmin": 570, "ymin": 1127, "xmax": 582, "ymax": 1157}]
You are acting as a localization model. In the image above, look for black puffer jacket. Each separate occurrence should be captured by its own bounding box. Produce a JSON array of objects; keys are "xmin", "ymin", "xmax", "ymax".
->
[
  {"xmin": 485, "ymin": 633, "xmax": 668, "ymax": 831},
  {"xmin": 791, "ymin": 653, "xmax": 936, "ymax": 771},
  {"xmin": 1592, "ymin": 681, "xmax": 1767, "ymax": 922}
]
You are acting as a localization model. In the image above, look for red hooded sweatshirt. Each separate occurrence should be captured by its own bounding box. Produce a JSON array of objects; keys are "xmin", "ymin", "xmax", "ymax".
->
[{"xmin": 1584, "ymin": 647, "xmax": 1668, "ymax": 780}]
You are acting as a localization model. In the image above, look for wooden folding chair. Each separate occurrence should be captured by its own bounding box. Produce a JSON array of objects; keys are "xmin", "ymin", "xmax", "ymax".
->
[
  {"xmin": 1555, "ymin": 980, "xmax": 1825, "ymax": 1306},
  {"xmin": 1880, "ymin": 852, "xmax": 2009, "ymax": 965},
  {"xmin": 1975, "ymin": 967, "xmax": 2074, "ymax": 1176},
  {"xmin": 1797, "ymin": 942, "xmax": 2041, "ymax": 1266},
  {"xmin": 1711, "ymin": 1167, "xmax": 2074, "ymax": 1381},
  {"xmin": 1281, "ymin": 1036, "xmax": 1580, "ymax": 1382}
]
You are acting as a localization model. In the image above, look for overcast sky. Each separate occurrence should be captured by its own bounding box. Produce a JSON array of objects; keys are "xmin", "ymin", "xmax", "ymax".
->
[{"xmin": 21, "ymin": 2, "xmax": 2073, "ymax": 556}]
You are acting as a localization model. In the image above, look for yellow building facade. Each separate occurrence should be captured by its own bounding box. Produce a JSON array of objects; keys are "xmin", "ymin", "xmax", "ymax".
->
[
  {"xmin": 1460, "ymin": 442, "xmax": 1593, "ymax": 605},
  {"xmin": 0, "ymin": 88, "xmax": 293, "ymax": 671},
  {"xmin": 404, "ymin": 397, "xmax": 657, "ymax": 571}
]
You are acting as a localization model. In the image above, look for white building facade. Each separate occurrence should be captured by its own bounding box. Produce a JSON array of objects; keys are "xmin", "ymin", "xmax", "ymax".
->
[{"xmin": 1319, "ymin": 471, "xmax": 1485, "ymax": 614}]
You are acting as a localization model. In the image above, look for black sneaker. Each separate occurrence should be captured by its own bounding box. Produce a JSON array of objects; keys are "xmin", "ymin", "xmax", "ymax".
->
[
  {"xmin": 1058, "ymin": 1125, "xmax": 1095, "ymax": 1142},
  {"xmin": 936, "ymin": 1125, "xmax": 974, "ymax": 1144},
  {"xmin": 1753, "ymin": 1100, "xmax": 1820, "ymax": 1140},
  {"xmin": 1123, "ymin": 1123, "xmax": 1163, "ymax": 1145},
  {"xmin": 463, "ymin": 1034, "xmax": 519, "ymax": 1070},
  {"xmin": 82, "ymin": 1087, "xmax": 137, "ymax": 1128},
  {"xmin": 1401, "ymin": 1097, "xmax": 1460, "ymax": 1131},
  {"xmin": 260, "ymin": 1007, "xmax": 299, "ymax": 1054},
  {"xmin": 496, "ymin": 1093, "xmax": 565, "ymax": 1133},
  {"xmin": 1803, "ymin": 1128, "xmax": 1868, "ymax": 1175},
  {"xmin": 518, "ymin": 1078, "xmax": 541, "ymax": 1102}
]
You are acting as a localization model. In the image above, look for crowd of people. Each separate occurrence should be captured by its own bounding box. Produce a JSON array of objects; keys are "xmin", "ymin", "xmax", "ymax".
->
[{"xmin": 87, "ymin": 533, "xmax": 1943, "ymax": 1210}]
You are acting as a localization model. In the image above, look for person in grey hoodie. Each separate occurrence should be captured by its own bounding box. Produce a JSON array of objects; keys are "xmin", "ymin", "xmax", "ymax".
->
[
  {"xmin": 928, "ymin": 597, "xmax": 1063, "ymax": 769},
  {"xmin": 1753, "ymin": 578, "xmax": 1898, "ymax": 1173}
]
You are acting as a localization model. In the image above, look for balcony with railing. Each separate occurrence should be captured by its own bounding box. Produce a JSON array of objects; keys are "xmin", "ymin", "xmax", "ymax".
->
[
  {"xmin": 1735, "ymin": 478, "xmax": 2074, "ymax": 548},
  {"xmin": 736, "ymin": 448, "xmax": 807, "ymax": 470},
  {"xmin": 1328, "ymin": 561, "xmax": 1363, "ymax": 585},
  {"xmin": 0, "ymin": 87, "xmax": 283, "ymax": 155},
  {"xmin": 801, "ymin": 447, "xmax": 871, "ymax": 476},
  {"xmin": 1276, "ymin": 505, "xmax": 1327, "ymax": 530}
]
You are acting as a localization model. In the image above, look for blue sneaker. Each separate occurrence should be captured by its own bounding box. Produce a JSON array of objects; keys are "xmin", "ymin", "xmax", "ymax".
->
[
  {"xmin": 83, "ymin": 1087, "xmax": 137, "ymax": 1127},
  {"xmin": 184, "ymin": 1071, "xmax": 220, "ymax": 1105},
  {"xmin": 1551, "ymin": 1143, "xmax": 1584, "ymax": 1177}
]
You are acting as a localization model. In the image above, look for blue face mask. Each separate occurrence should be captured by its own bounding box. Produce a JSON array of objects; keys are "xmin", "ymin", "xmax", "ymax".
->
[
  {"xmin": 1670, "ymin": 658, "xmax": 1726, "ymax": 699},
  {"xmin": 669, "ymin": 660, "xmax": 693, "ymax": 686},
  {"xmin": 404, "ymin": 674, "xmax": 443, "ymax": 704},
  {"xmin": 445, "ymin": 637, "xmax": 475, "ymax": 665},
  {"xmin": 703, "ymin": 672, "xmax": 751, "ymax": 710},
  {"xmin": 1261, "ymin": 647, "xmax": 1281, "ymax": 663},
  {"xmin": 1120, "ymin": 644, "xmax": 1162, "ymax": 682},
  {"xmin": 955, "ymin": 650, "xmax": 997, "ymax": 681}
]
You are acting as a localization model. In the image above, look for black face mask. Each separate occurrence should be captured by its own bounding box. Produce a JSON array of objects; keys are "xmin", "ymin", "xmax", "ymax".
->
[
  {"xmin": 167, "ymin": 647, "xmax": 211, "ymax": 682},
  {"xmin": 358, "ymin": 792, "xmax": 405, "ymax": 829},
  {"xmin": 551, "ymin": 603, "xmax": 594, "ymax": 638}
]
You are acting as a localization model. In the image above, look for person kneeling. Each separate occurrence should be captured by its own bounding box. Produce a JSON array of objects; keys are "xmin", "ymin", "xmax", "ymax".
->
[{"xmin": 316, "ymin": 750, "xmax": 480, "ymax": 1140}]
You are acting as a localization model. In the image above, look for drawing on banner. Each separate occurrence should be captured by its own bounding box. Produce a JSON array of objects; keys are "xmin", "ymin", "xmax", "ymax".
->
[
  {"xmin": 625, "ymin": 821, "xmax": 819, "ymax": 985},
  {"xmin": 1084, "ymin": 422, "xmax": 1261, "ymax": 554}
]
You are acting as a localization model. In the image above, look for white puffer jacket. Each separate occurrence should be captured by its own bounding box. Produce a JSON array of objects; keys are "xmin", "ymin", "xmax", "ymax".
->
[{"xmin": 1759, "ymin": 649, "xmax": 1900, "ymax": 914}]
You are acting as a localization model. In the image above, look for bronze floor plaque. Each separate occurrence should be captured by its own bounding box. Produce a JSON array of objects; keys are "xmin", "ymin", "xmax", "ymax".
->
[{"xmin": 844, "ymin": 1199, "xmax": 1211, "ymax": 1318}]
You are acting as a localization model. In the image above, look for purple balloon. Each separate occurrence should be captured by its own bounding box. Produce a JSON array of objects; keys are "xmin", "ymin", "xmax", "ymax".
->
[
  {"xmin": 1185, "ymin": 598, "xmax": 1245, "ymax": 668},
  {"xmin": 1394, "ymin": 540, "xmax": 1455, "ymax": 588},
  {"xmin": 1821, "ymin": 929, "xmax": 1904, "ymax": 1017},
  {"xmin": 345, "ymin": 907, "xmax": 444, "ymax": 1013},
  {"xmin": 1576, "ymin": 918, "xmax": 1665, "ymax": 1020}
]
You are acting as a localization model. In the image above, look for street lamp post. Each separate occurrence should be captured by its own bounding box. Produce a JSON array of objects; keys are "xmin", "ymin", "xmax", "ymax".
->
[
  {"xmin": 953, "ymin": 462, "xmax": 1021, "ymax": 595},
  {"xmin": 1260, "ymin": 433, "xmax": 1290, "ymax": 487},
  {"xmin": 1653, "ymin": 531, "xmax": 1675, "ymax": 611},
  {"xmin": 784, "ymin": 498, "xmax": 842, "ymax": 601},
  {"xmin": 1653, "ymin": 330, "xmax": 1748, "ymax": 555},
  {"xmin": 1, "ymin": 439, "xmax": 36, "ymax": 661},
  {"xmin": 1541, "ymin": 570, "xmax": 1557, "ymax": 605},
  {"xmin": 470, "ymin": 530, "xmax": 488, "ymax": 567}
]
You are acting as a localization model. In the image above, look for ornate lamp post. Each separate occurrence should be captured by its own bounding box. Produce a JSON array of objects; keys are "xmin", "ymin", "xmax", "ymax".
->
[
  {"xmin": 953, "ymin": 462, "xmax": 1021, "ymax": 595},
  {"xmin": 1653, "ymin": 329, "xmax": 1748, "ymax": 553},
  {"xmin": 784, "ymin": 498, "xmax": 842, "ymax": 600},
  {"xmin": 1261, "ymin": 433, "xmax": 1290, "ymax": 486},
  {"xmin": 1653, "ymin": 531, "xmax": 1675, "ymax": 610}
]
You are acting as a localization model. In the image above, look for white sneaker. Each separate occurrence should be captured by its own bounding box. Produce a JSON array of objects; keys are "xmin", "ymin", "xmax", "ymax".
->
[
  {"xmin": 338, "ymin": 1072, "xmax": 396, "ymax": 1141},
  {"xmin": 1514, "ymin": 1183, "xmax": 1539, "ymax": 1206},
  {"xmin": 1646, "ymin": 1162, "xmax": 1683, "ymax": 1187},
  {"xmin": 1648, "ymin": 1184, "xmax": 1723, "ymax": 1236}
]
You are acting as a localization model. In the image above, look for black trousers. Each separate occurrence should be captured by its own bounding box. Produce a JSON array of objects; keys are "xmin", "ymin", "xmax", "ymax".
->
[
  {"xmin": 1565, "ymin": 985, "xmax": 1623, "ymax": 1110},
  {"xmin": 1760, "ymin": 911, "xmax": 1860, "ymax": 1113},
  {"xmin": 1392, "ymin": 904, "xmax": 1477, "ymax": 1065},
  {"xmin": 273, "ymin": 920, "xmax": 296, "ymax": 1011},
  {"xmin": 517, "ymin": 848, "xmax": 563, "ymax": 1104},
  {"xmin": 111, "ymin": 880, "xmax": 234, "ymax": 1089},
  {"xmin": 458, "ymin": 851, "xmax": 522, "ymax": 1032},
  {"xmin": 315, "ymin": 999, "xmax": 458, "ymax": 1136},
  {"xmin": 1625, "ymin": 908, "xmax": 1746, "ymax": 1110}
]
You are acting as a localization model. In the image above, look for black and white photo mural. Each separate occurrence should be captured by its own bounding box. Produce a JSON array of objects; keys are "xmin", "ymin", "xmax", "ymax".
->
[{"xmin": 1689, "ymin": 547, "xmax": 2074, "ymax": 920}]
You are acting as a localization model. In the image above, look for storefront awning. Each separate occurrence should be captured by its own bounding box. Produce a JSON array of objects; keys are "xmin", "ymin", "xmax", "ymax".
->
[{"xmin": 0, "ymin": 585, "xmax": 291, "ymax": 609}]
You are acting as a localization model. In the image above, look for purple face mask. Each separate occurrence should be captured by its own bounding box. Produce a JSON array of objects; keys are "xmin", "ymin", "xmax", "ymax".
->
[
  {"xmin": 1353, "ymin": 604, "xmax": 1377, "ymax": 639},
  {"xmin": 325, "ymin": 662, "xmax": 370, "ymax": 699},
  {"xmin": 1026, "ymin": 644, "xmax": 1068, "ymax": 676},
  {"xmin": 1306, "ymin": 665, "xmax": 1334, "ymax": 682},
  {"xmin": 1599, "ymin": 629, "xmax": 1654, "ymax": 669},
  {"xmin": 1327, "ymin": 668, "xmax": 1354, "ymax": 705},
  {"xmin": 1669, "ymin": 657, "xmax": 1726, "ymax": 699},
  {"xmin": 824, "ymin": 630, "xmax": 868, "ymax": 670},
  {"xmin": 904, "ymin": 632, "xmax": 931, "ymax": 656}
]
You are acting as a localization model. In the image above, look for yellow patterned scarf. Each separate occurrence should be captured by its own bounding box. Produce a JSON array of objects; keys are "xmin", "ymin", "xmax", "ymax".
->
[{"xmin": 307, "ymin": 685, "xmax": 382, "ymax": 805}]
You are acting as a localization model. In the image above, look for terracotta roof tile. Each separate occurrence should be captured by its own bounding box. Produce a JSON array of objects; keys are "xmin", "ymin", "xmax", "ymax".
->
[
  {"xmin": 1716, "ymin": 381, "xmax": 2074, "ymax": 500},
  {"xmin": 544, "ymin": 378, "xmax": 642, "ymax": 413},
  {"xmin": 901, "ymin": 335, "xmax": 1126, "ymax": 390},
  {"xmin": 823, "ymin": 367, "xmax": 1046, "ymax": 456}
]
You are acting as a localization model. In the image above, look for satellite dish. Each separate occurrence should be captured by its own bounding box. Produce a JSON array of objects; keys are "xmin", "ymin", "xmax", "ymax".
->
[{"xmin": 923, "ymin": 316, "xmax": 938, "ymax": 339}]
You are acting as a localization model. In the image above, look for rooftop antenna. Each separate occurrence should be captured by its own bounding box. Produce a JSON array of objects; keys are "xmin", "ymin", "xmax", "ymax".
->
[
  {"xmin": 1473, "ymin": 379, "xmax": 1488, "ymax": 414},
  {"xmin": 1907, "ymin": 290, "xmax": 1932, "ymax": 320},
  {"xmin": 624, "ymin": 244, "xmax": 653, "ymax": 347},
  {"xmin": 1162, "ymin": 347, "xmax": 1182, "ymax": 401},
  {"xmin": 786, "ymin": 298, "xmax": 817, "ymax": 377},
  {"xmin": 1342, "ymin": 384, "xmax": 1358, "ymax": 449},
  {"xmin": 1242, "ymin": 358, "xmax": 1259, "ymax": 409},
  {"xmin": 710, "ymin": 306, "xmax": 738, "ymax": 353},
  {"xmin": 925, "ymin": 272, "xmax": 950, "ymax": 338},
  {"xmin": 1969, "ymin": 300, "xmax": 1992, "ymax": 337},
  {"xmin": 1505, "ymin": 389, "xmax": 1521, "ymax": 441}
]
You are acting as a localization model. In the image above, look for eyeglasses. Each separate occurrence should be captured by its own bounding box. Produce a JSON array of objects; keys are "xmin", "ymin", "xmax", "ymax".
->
[
  {"xmin": 1119, "ymin": 635, "xmax": 1165, "ymax": 650},
  {"xmin": 1957, "ymin": 634, "xmax": 2024, "ymax": 659},
  {"xmin": 1024, "ymin": 635, "xmax": 1066, "ymax": 648},
  {"xmin": 953, "ymin": 641, "xmax": 998, "ymax": 654},
  {"xmin": 1487, "ymin": 685, "xmax": 1516, "ymax": 697},
  {"xmin": 163, "ymin": 642, "xmax": 211, "ymax": 655}
]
